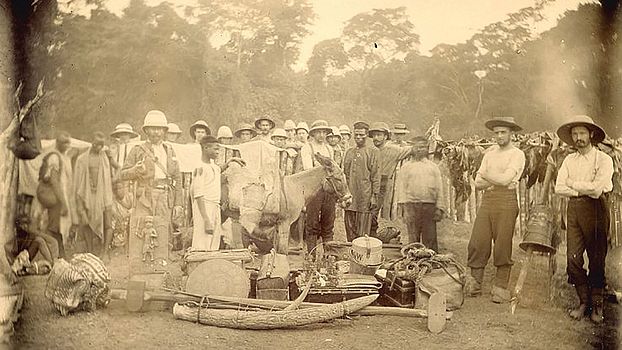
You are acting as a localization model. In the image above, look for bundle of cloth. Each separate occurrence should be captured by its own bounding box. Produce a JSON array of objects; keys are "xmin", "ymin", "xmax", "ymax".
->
[{"xmin": 44, "ymin": 253, "xmax": 110, "ymax": 316}]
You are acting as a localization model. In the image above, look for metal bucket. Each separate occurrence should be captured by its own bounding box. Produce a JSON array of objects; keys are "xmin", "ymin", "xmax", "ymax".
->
[
  {"xmin": 350, "ymin": 236, "xmax": 383, "ymax": 266},
  {"xmin": 519, "ymin": 205, "xmax": 557, "ymax": 254}
]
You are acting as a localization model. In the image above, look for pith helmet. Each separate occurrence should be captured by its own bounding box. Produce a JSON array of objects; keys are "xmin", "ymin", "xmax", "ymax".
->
[{"xmin": 142, "ymin": 110, "xmax": 169, "ymax": 133}]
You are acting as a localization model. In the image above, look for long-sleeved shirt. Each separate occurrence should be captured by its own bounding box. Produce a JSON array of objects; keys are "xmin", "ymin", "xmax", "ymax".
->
[
  {"xmin": 300, "ymin": 140, "xmax": 333, "ymax": 170},
  {"xmin": 554, "ymin": 147, "xmax": 614, "ymax": 199},
  {"xmin": 343, "ymin": 144, "xmax": 380, "ymax": 212},
  {"xmin": 476, "ymin": 145, "xmax": 525, "ymax": 190},
  {"xmin": 397, "ymin": 158, "xmax": 444, "ymax": 209}
]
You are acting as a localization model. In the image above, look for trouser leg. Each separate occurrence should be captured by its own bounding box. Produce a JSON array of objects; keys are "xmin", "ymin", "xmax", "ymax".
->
[
  {"xmin": 304, "ymin": 192, "xmax": 323, "ymax": 251},
  {"xmin": 344, "ymin": 210, "xmax": 358, "ymax": 242},
  {"xmin": 467, "ymin": 207, "xmax": 493, "ymax": 269},
  {"xmin": 419, "ymin": 204, "xmax": 438, "ymax": 252},
  {"xmin": 48, "ymin": 230, "xmax": 65, "ymax": 258},
  {"xmin": 319, "ymin": 191, "xmax": 336, "ymax": 243},
  {"xmin": 566, "ymin": 201, "xmax": 588, "ymax": 288},
  {"xmin": 403, "ymin": 203, "xmax": 419, "ymax": 244}
]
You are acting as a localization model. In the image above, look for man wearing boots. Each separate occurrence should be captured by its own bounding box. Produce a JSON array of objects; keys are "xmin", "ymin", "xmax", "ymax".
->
[
  {"xmin": 554, "ymin": 115, "xmax": 613, "ymax": 323},
  {"xmin": 465, "ymin": 117, "xmax": 525, "ymax": 304}
]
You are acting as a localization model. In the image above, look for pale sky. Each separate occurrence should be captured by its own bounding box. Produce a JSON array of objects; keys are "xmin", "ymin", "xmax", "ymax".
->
[{"xmin": 60, "ymin": 0, "xmax": 590, "ymax": 70}]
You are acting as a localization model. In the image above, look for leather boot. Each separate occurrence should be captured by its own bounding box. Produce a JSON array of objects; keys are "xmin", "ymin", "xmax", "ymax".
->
[
  {"xmin": 494, "ymin": 265, "xmax": 512, "ymax": 289},
  {"xmin": 465, "ymin": 268, "xmax": 484, "ymax": 297},
  {"xmin": 569, "ymin": 284, "xmax": 589, "ymax": 320},
  {"xmin": 590, "ymin": 288, "xmax": 604, "ymax": 323}
]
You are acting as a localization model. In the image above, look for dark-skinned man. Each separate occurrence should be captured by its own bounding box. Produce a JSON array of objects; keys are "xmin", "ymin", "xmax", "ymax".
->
[
  {"xmin": 554, "ymin": 115, "xmax": 613, "ymax": 323},
  {"xmin": 343, "ymin": 121, "xmax": 380, "ymax": 241}
]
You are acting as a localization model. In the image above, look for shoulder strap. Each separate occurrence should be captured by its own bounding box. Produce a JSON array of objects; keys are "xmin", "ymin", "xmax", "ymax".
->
[{"xmin": 139, "ymin": 143, "xmax": 170, "ymax": 177}]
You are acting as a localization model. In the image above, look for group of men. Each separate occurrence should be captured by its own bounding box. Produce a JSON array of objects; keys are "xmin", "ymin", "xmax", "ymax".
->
[{"xmin": 8, "ymin": 110, "xmax": 615, "ymax": 324}]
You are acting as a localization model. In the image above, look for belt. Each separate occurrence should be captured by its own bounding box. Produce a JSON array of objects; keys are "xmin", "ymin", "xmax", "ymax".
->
[{"xmin": 571, "ymin": 195, "xmax": 599, "ymax": 201}]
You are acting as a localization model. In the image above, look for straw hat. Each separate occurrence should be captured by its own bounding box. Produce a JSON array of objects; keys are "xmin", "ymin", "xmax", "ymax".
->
[
  {"xmin": 271, "ymin": 128, "xmax": 288, "ymax": 139},
  {"xmin": 392, "ymin": 123, "xmax": 410, "ymax": 135},
  {"xmin": 484, "ymin": 116, "xmax": 522, "ymax": 132},
  {"xmin": 296, "ymin": 121, "xmax": 309, "ymax": 133},
  {"xmin": 309, "ymin": 120, "xmax": 332, "ymax": 134},
  {"xmin": 254, "ymin": 116, "xmax": 275, "ymax": 130},
  {"xmin": 556, "ymin": 115, "xmax": 606, "ymax": 145},
  {"xmin": 339, "ymin": 124, "xmax": 351, "ymax": 135},
  {"xmin": 283, "ymin": 119, "xmax": 296, "ymax": 131},
  {"xmin": 189, "ymin": 120, "xmax": 211, "ymax": 138},
  {"xmin": 166, "ymin": 123, "xmax": 182, "ymax": 134},
  {"xmin": 234, "ymin": 123, "xmax": 257, "ymax": 138}
]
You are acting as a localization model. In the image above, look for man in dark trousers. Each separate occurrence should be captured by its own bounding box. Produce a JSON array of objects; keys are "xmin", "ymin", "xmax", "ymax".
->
[
  {"xmin": 554, "ymin": 115, "xmax": 613, "ymax": 323},
  {"xmin": 465, "ymin": 117, "xmax": 525, "ymax": 304},
  {"xmin": 343, "ymin": 121, "xmax": 381, "ymax": 241}
]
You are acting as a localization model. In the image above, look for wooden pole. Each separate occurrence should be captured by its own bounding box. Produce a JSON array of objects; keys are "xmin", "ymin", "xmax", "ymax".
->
[{"xmin": 511, "ymin": 247, "xmax": 534, "ymax": 314}]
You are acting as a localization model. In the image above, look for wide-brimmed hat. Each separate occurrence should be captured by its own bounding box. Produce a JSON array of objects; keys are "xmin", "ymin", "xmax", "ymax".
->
[
  {"xmin": 328, "ymin": 126, "xmax": 342, "ymax": 140},
  {"xmin": 296, "ymin": 122, "xmax": 309, "ymax": 133},
  {"xmin": 556, "ymin": 115, "xmax": 606, "ymax": 145},
  {"xmin": 190, "ymin": 120, "xmax": 211, "ymax": 138},
  {"xmin": 392, "ymin": 123, "xmax": 410, "ymax": 135},
  {"xmin": 111, "ymin": 123, "xmax": 138, "ymax": 138},
  {"xmin": 234, "ymin": 123, "xmax": 257, "ymax": 138},
  {"xmin": 271, "ymin": 128, "xmax": 288, "ymax": 139},
  {"xmin": 309, "ymin": 120, "xmax": 332, "ymax": 134},
  {"xmin": 283, "ymin": 119, "xmax": 296, "ymax": 131},
  {"xmin": 339, "ymin": 124, "xmax": 351, "ymax": 135},
  {"xmin": 166, "ymin": 123, "xmax": 182, "ymax": 134},
  {"xmin": 369, "ymin": 122, "xmax": 391, "ymax": 136},
  {"xmin": 254, "ymin": 116, "xmax": 275, "ymax": 130},
  {"xmin": 484, "ymin": 117, "xmax": 522, "ymax": 132}
]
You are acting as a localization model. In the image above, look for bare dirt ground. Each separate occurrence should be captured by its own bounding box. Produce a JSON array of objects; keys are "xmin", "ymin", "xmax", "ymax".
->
[{"xmin": 9, "ymin": 219, "xmax": 622, "ymax": 350}]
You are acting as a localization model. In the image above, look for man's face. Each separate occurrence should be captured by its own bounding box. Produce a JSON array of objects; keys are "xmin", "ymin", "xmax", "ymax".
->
[
  {"xmin": 92, "ymin": 137, "xmax": 105, "ymax": 153},
  {"xmin": 412, "ymin": 140, "xmax": 429, "ymax": 159},
  {"xmin": 341, "ymin": 134, "xmax": 351, "ymax": 142},
  {"xmin": 327, "ymin": 135, "xmax": 340, "ymax": 146},
  {"xmin": 167, "ymin": 133, "xmax": 180, "ymax": 142},
  {"xmin": 145, "ymin": 127, "xmax": 166, "ymax": 144},
  {"xmin": 311, "ymin": 130, "xmax": 327, "ymax": 143},
  {"xmin": 118, "ymin": 134, "xmax": 131, "ymax": 143},
  {"xmin": 571, "ymin": 126, "xmax": 592, "ymax": 148},
  {"xmin": 296, "ymin": 129, "xmax": 309, "ymax": 142},
  {"xmin": 56, "ymin": 139, "xmax": 70, "ymax": 153},
  {"xmin": 194, "ymin": 128, "xmax": 208, "ymax": 142},
  {"xmin": 202, "ymin": 143, "xmax": 220, "ymax": 159},
  {"xmin": 257, "ymin": 120, "xmax": 272, "ymax": 135},
  {"xmin": 219, "ymin": 137, "xmax": 232, "ymax": 145},
  {"xmin": 370, "ymin": 131, "xmax": 388, "ymax": 147},
  {"xmin": 353, "ymin": 129, "xmax": 367, "ymax": 147},
  {"xmin": 492, "ymin": 126, "xmax": 512, "ymax": 147},
  {"xmin": 240, "ymin": 130, "xmax": 253, "ymax": 142},
  {"xmin": 286, "ymin": 129, "xmax": 296, "ymax": 140},
  {"xmin": 272, "ymin": 136, "xmax": 287, "ymax": 148}
]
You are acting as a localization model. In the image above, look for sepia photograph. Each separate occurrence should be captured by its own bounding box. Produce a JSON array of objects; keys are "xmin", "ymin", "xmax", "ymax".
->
[{"xmin": 0, "ymin": 0, "xmax": 621, "ymax": 348}]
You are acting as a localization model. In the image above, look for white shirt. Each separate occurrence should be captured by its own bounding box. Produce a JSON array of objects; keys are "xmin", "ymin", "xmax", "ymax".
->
[
  {"xmin": 152, "ymin": 143, "xmax": 168, "ymax": 179},
  {"xmin": 478, "ymin": 145, "xmax": 525, "ymax": 189},
  {"xmin": 300, "ymin": 140, "xmax": 332, "ymax": 170},
  {"xmin": 192, "ymin": 161, "xmax": 221, "ymax": 203},
  {"xmin": 555, "ymin": 147, "xmax": 614, "ymax": 199}
]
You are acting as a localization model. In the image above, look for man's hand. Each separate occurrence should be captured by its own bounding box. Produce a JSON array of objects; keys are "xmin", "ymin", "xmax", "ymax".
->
[
  {"xmin": 433, "ymin": 207, "xmax": 444, "ymax": 222},
  {"xmin": 173, "ymin": 205, "xmax": 183, "ymax": 219},
  {"xmin": 566, "ymin": 178, "xmax": 575, "ymax": 188},
  {"xmin": 135, "ymin": 160, "xmax": 146, "ymax": 174},
  {"xmin": 204, "ymin": 228, "xmax": 214, "ymax": 236}
]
